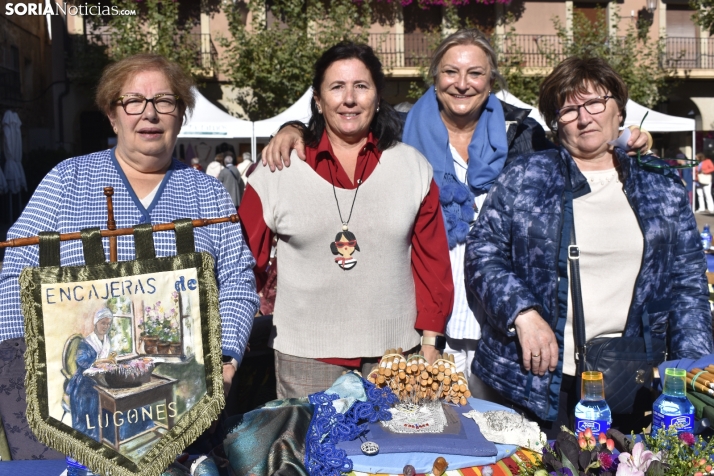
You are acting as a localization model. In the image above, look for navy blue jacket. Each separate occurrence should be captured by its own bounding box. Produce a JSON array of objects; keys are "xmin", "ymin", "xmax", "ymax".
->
[{"xmin": 465, "ymin": 146, "xmax": 713, "ymax": 421}]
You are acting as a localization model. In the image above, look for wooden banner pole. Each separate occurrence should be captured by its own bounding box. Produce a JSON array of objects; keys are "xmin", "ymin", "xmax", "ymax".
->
[
  {"xmin": 0, "ymin": 215, "xmax": 240, "ymax": 249},
  {"xmin": 104, "ymin": 187, "xmax": 118, "ymax": 263}
]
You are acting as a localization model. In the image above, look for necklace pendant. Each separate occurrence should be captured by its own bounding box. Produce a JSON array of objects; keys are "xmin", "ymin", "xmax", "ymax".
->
[{"xmin": 331, "ymin": 228, "xmax": 358, "ymax": 271}]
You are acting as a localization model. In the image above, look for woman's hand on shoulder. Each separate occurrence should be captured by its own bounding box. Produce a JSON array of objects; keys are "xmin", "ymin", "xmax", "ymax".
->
[
  {"xmin": 514, "ymin": 309, "xmax": 558, "ymax": 376},
  {"xmin": 625, "ymin": 126, "xmax": 653, "ymax": 156},
  {"xmin": 262, "ymin": 125, "xmax": 307, "ymax": 171}
]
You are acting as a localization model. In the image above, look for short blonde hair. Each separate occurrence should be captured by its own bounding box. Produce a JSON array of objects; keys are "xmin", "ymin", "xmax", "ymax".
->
[
  {"xmin": 95, "ymin": 54, "xmax": 195, "ymax": 120},
  {"xmin": 428, "ymin": 29, "xmax": 505, "ymax": 90}
]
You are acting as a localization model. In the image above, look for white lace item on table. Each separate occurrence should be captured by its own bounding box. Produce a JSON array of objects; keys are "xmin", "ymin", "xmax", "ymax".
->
[
  {"xmin": 381, "ymin": 401, "xmax": 447, "ymax": 434},
  {"xmin": 462, "ymin": 410, "xmax": 545, "ymax": 452}
]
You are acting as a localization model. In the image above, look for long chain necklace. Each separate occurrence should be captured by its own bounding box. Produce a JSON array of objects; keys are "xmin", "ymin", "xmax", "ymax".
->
[{"xmin": 328, "ymin": 159, "xmax": 368, "ymax": 271}]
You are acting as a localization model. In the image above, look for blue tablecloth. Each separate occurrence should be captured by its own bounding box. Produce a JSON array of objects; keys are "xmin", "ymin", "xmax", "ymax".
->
[
  {"xmin": 346, "ymin": 398, "xmax": 519, "ymax": 474},
  {"xmin": 0, "ymin": 459, "xmax": 65, "ymax": 476}
]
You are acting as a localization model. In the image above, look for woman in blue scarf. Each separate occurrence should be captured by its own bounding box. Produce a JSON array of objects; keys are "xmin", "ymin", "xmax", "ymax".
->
[{"xmin": 261, "ymin": 30, "xmax": 650, "ymax": 384}]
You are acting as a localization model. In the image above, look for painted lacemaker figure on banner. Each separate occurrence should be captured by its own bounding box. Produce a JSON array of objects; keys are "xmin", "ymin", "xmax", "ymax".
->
[
  {"xmin": 63, "ymin": 305, "xmax": 157, "ymax": 445},
  {"xmin": 0, "ymin": 53, "xmax": 259, "ymax": 461},
  {"xmin": 66, "ymin": 307, "xmax": 116, "ymax": 440}
]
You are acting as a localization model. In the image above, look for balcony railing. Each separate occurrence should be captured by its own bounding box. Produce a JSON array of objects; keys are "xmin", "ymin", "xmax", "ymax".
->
[
  {"xmin": 80, "ymin": 32, "xmax": 218, "ymax": 75},
  {"xmin": 665, "ymin": 37, "xmax": 714, "ymax": 69},
  {"xmin": 368, "ymin": 33, "xmax": 714, "ymax": 71},
  {"xmin": 368, "ymin": 33, "xmax": 433, "ymax": 68}
]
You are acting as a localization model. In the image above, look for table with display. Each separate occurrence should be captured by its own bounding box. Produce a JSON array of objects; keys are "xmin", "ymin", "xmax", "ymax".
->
[{"xmin": 0, "ymin": 398, "xmax": 535, "ymax": 476}]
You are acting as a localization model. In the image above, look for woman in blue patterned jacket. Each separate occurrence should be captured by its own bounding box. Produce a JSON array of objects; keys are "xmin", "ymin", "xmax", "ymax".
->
[{"xmin": 465, "ymin": 56, "xmax": 713, "ymax": 435}]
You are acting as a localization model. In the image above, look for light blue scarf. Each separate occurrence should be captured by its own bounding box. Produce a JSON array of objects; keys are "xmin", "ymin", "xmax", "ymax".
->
[{"xmin": 403, "ymin": 88, "xmax": 508, "ymax": 248}]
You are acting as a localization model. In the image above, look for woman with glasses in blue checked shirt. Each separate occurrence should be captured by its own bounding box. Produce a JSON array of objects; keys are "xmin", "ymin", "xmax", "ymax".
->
[
  {"xmin": 464, "ymin": 56, "xmax": 712, "ymax": 436},
  {"xmin": 0, "ymin": 54, "xmax": 259, "ymax": 459}
]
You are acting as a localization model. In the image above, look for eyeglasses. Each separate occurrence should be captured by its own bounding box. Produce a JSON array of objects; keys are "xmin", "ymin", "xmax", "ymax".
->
[
  {"xmin": 635, "ymin": 112, "xmax": 697, "ymax": 170},
  {"xmin": 116, "ymin": 94, "xmax": 180, "ymax": 115},
  {"xmin": 334, "ymin": 240, "xmax": 357, "ymax": 248},
  {"xmin": 557, "ymin": 96, "xmax": 612, "ymax": 123}
]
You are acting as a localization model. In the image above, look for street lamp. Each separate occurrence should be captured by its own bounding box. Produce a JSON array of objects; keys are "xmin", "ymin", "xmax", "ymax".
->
[{"xmin": 646, "ymin": 0, "xmax": 657, "ymax": 13}]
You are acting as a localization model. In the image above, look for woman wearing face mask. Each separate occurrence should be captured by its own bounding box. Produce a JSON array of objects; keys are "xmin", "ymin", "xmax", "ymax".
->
[{"xmin": 238, "ymin": 42, "xmax": 454, "ymax": 398}]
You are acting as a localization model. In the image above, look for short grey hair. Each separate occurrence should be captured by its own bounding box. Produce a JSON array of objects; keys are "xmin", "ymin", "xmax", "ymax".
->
[
  {"xmin": 428, "ymin": 29, "xmax": 506, "ymax": 90},
  {"xmin": 224, "ymin": 155, "xmax": 234, "ymax": 166}
]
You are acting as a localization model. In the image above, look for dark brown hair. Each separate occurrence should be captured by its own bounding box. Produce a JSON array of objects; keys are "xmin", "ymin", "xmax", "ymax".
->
[
  {"xmin": 538, "ymin": 56, "xmax": 627, "ymax": 131},
  {"xmin": 95, "ymin": 54, "xmax": 195, "ymax": 121},
  {"xmin": 304, "ymin": 42, "xmax": 401, "ymax": 151}
]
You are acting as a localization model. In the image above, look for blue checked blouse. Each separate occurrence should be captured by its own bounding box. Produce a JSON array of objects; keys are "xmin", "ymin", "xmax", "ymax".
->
[{"xmin": 0, "ymin": 149, "xmax": 259, "ymax": 363}]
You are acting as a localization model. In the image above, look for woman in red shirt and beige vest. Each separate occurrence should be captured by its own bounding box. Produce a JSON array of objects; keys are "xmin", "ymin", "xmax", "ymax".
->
[{"xmin": 239, "ymin": 42, "xmax": 454, "ymax": 398}]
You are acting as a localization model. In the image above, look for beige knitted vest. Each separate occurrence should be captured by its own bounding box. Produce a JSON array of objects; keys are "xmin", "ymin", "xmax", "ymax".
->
[{"xmin": 249, "ymin": 142, "xmax": 433, "ymax": 358}]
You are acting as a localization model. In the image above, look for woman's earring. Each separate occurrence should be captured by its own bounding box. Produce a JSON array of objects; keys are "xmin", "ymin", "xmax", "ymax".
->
[
  {"xmin": 317, "ymin": 108, "xmax": 322, "ymax": 114},
  {"xmin": 376, "ymin": 106, "xmax": 380, "ymax": 113},
  {"xmin": 113, "ymin": 127, "xmax": 118, "ymax": 134},
  {"xmin": 434, "ymin": 86, "xmax": 437, "ymax": 93}
]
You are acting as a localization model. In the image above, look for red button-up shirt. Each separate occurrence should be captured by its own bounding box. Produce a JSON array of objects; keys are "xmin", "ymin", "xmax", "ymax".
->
[{"xmin": 239, "ymin": 132, "xmax": 454, "ymax": 367}]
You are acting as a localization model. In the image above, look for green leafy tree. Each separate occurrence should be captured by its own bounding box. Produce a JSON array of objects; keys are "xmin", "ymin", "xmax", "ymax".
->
[
  {"xmin": 220, "ymin": 0, "xmax": 370, "ymax": 120},
  {"xmin": 70, "ymin": 0, "xmax": 203, "ymax": 84},
  {"xmin": 495, "ymin": 7, "xmax": 676, "ymax": 108},
  {"xmin": 692, "ymin": 0, "xmax": 714, "ymax": 35}
]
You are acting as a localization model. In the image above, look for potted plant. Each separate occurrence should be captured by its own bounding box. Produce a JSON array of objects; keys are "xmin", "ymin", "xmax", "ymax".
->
[
  {"xmin": 140, "ymin": 293, "xmax": 182, "ymax": 355},
  {"xmin": 139, "ymin": 291, "xmax": 181, "ymax": 354},
  {"xmin": 138, "ymin": 311, "xmax": 161, "ymax": 354}
]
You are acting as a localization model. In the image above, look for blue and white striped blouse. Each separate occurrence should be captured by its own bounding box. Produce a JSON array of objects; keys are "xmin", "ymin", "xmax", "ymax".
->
[{"xmin": 0, "ymin": 149, "xmax": 259, "ymax": 363}]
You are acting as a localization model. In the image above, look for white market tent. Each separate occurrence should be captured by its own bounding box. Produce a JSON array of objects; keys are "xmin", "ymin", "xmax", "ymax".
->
[
  {"xmin": 178, "ymin": 88, "xmax": 253, "ymax": 139},
  {"xmin": 623, "ymin": 99, "xmax": 695, "ymax": 133},
  {"xmin": 497, "ymin": 91, "xmax": 697, "ymax": 205},
  {"xmin": 251, "ymin": 88, "xmax": 314, "ymax": 160},
  {"xmin": 495, "ymin": 91, "xmax": 548, "ymax": 129},
  {"xmin": 496, "ymin": 90, "xmax": 695, "ymax": 136}
]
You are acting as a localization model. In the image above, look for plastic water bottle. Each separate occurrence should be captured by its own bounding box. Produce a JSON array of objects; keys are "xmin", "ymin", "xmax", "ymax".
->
[
  {"xmin": 701, "ymin": 224, "xmax": 712, "ymax": 251},
  {"xmin": 652, "ymin": 368, "xmax": 695, "ymax": 435},
  {"xmin": 574, "ymin": 371, "xmax": 612, "ymax": 437},
  {"xmin": 66, "ymin": 456, "xmax": 97, "ymax": 476}
]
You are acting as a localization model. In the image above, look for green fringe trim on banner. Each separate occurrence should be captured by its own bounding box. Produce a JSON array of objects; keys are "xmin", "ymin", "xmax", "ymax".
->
[{"xmin": 20, "ymin": 251, "xmax": 226, "ymax": 476}]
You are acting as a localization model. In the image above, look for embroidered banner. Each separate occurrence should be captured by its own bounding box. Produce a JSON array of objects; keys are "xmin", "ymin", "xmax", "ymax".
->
[{"xmin": 20, "ymin": 221, "xmax": 224, "ymax": 476}]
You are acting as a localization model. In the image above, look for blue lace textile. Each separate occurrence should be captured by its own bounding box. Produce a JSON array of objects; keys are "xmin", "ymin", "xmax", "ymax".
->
[{"xmin": 304, "ymin": 378, "xmax": 398, "ymax": 476}]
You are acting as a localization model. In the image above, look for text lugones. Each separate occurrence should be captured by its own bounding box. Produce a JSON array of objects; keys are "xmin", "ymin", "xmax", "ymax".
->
[{"xmin": 85, "ymin": 402, "xmax": 178, "ymax": 429}]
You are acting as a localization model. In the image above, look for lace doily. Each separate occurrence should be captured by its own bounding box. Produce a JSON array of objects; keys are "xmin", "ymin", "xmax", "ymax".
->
[
  {"xmin": 463, "ymin": 410, "xmax": 545, "ymax": 451},
  {"xmin": 381, "ymin": 400, "xmax": 446, "ymax": 434}
]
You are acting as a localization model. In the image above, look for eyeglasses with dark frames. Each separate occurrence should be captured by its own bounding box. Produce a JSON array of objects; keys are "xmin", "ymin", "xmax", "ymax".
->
[
  {"xmin": 116, "ymin": 94, "xmax": 180, "ymax": 115},
  {"xmin": 557, "ymin": 96, "xmax": 612, "ymax": 123}
]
